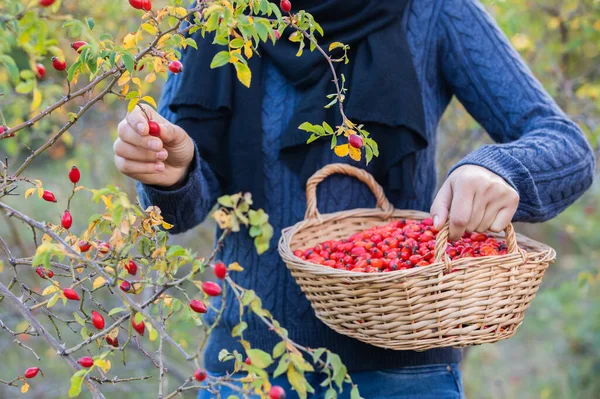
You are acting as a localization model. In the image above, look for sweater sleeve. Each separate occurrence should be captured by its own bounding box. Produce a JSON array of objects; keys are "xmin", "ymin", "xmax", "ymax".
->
[
  {"xmin": 439, "ymin": 0, "xmax": 595, "ymax": 222},
  {"xmin": 136, "ymin": 72, "xmax": 223, "ymax": 234}
]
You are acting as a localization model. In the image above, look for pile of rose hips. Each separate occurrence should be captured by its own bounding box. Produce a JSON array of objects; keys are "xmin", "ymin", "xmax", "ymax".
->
[{"xmin": 294, "ymin": 218, "xmax": 507, "ymax": 273}]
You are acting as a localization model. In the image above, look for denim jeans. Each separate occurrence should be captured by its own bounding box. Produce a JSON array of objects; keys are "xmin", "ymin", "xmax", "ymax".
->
[{"xmin": 198, "ymin": 364, "xmax": 465, "ymax": 399}]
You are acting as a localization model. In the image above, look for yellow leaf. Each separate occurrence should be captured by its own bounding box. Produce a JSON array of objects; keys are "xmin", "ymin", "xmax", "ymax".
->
[
  {"xmin": 0, "ymin": 260, "xmax": 3, "ymax": 273},
  {"xmin": 128, "ymin": 98, "xmax": 140, "ymax": 113},
  {"xmin": 144, "ymin": 72, "xmax": 156, "ymax": 83},
  {"xmin": 30, "ymin": 88, "xmax": 42, "ymax": 112},
  {"xmin": 108, "ymin": 328, "xmax": 119, "ymax": 340},
  {"xmin": 334, "ymin": 144, "xmax": 349, "ymax": 157},
  {"xmin": 142, "ymin": 96, "xmax": 157, "ymax": 108},
  {"xmin": 228, "ymin": 262, "xmax": 243, "ymax": 272},
  {"xmin": 244, "ymin": 42, "xmax": 253, "ymax": 59},
  {"xmin": 37, "ymin": 187, "xmax": 44, "ymax": 198},
  {"xmin": 141, "ymin": 23, "xmax": 158, "ymax": 36},
  {"xmin": 118, "ymin": 71, "xmax": 131, "ymax": 87},
  {"xmin": 123, "ymin": 33, "xmax": 138, "ymax": 50},
  {"xmin": 329, "ymin": 41, "xmax": 343, "ymax": 51},
  {"xmin": 234, "ymin": 62, "xmax": 251, "ymax": 88},
  {"xmin": 95, "ymin": 359, "xmax": 111, "ymax": 373},
  {"xmin": 42, "ymin": 234, "xmax": 52, "ymax": 243},
  {"xmin": 349, "ymin": 145, "xmax": 362, "ymax": 162},
  {"xmin": 47, "ymin": 293, "xmax": 59, "ymax": 308},
  {"xmin": 42, "ymin": 285, "xmax": 60, "ymax": 296},
  {"xmin": 131, "ymin": 77, "xmax": 142, "ymax": 87},
  {"xmin": 104, "ymin": 266, "xmax": 115, "ymax": 274},
  {"xmin": 21, "ymin": 383, "xmax": 29, "ymax": 393},
  {"xmin": 93, "ymin": 277, "xmax": 106, "ymax": 289},
  {"xmin": 173, "ymin": 7, "xmax": 188, "ymax": 17},
  {"xmin": 25, "ymin": 188, "xmax": 37, "ymax": 199},
  {"xmin": 121, "ymin": 84, "xmax": 130, "ymax": 96},
  {"xmin": 161, "ymin": 221, "xmax": 173, "ymax": 230}
]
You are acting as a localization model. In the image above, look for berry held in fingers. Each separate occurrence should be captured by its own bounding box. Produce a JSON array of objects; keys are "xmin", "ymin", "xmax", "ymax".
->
[{"xmin": 148, "ymin": 121, "xmax": 160, "ymax": 137}]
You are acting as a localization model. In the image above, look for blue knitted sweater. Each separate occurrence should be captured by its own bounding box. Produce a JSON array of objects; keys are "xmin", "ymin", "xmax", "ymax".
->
[{"xmin": 138, "ymin": 0, "xmax": 595, "ymax": 373}]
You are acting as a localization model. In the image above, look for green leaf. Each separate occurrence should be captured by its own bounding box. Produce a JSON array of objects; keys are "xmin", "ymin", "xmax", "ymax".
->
[
  {"xmin": 73, "ymin": 312, "xmax": 86, "ymax": 326},
  {"xmin": 0, "ymin": 55, "xmax": 20, "ymax": 85},
  {"xmin": 229, "ymin": 38, "xmax": 244, "ymax": 49},
  {"xmin": 232, "ymin": 322, "xmax": 247, "ymax": 337},
  {"xmin": 15, "ymin": 80, "xmax": 34, "ymax": 94},
  {"xmin": 68, "ymin": 372, "xmax": 85, "ymax": 397},
  {"xmin": 350, "ymin": 386, "xmax": 362, "ymax": 399},
  {"xmin": 322, "ymin": 122, "xmax": 334, "ymax": 135},
  {"xmin": 47, "ymin": 293, "xmax": 59, "ymax": 308},
  {"xmin": 149, "ymin": 328, "xmax": 158, "ymax": 341},
  {"xmin": 273, "ymin": 341, "xmax": 286, "ymax": 358},
  {"xmin": 86, "ymin": 18, "xmax": 95, "ymax": 30},
  {"xmin": 217, "ymin": 195, "xmax": 233, "ymax": 207},
  {"xmin": 249, "ymin": 225, "xmax": 262, "ymax": 238},
  {"xmin": 312, "ymin": 348, "xmax": 326, "ymax": 363},
  {"xmin": 246, "ymin": 348, "xmax": 273, "ymax": 369},
  {"xmin": 248, "ymin": 209, "xmax": 269, "ymax": 225},
  {"xmin": 325, "ymin": 388, "xmax": 337, "ymax": 399},
  {"xmin": 108, "ymin": 307, "xmax": 126, "ymax": 316},
  {"xmin": 273, "ymin": 355, "xmax": 289, "ymax": 378},
  {"xmin": 210, "ymin": 51, "xmax": 230, "ymax": 69},
  {"xmin": 307, "ymin": 134, "xmax": 319, "ymax": 144},
  {"xmin": 287, "ymin": 366, "xmax": 308, "ymax": 398},
  {"xmin": 242, "ymin": 290, "xmax": 256, "ymax": 306},
  {"xmin": 330, "ymin": 135, "xmax": 337, "ymax": 149},
  {"xmin": 234, "ymin": 62, "xmax": 251, "ymax": 88},
  {"xmin": 121, "ymin": 52, "xmax": 135, "ymax": 73}
]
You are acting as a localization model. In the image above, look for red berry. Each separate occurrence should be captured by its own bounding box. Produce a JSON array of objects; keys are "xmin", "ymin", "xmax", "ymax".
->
[
  {"xmin": 35, "ymin": 63, "xmax": 46, "ymax": 79},
  {"xmin": 120, "ymin": 281, "xmax": 132, "ymax": 292},
  {"xmin": 91, "ymin": 311, "xmax": 105, "ymax": 330},
  {"xmin": 35, "ymin": 267, "xmax": 47, "ymax": 279},
  {"xmin": 189, "ymin": 299, "xmax": 207, "ymax": 313},
  {"xmin": 274, "ymin": 30, "xmax": 281, "ymax": 40},
  {"xmin": 97, "ymin": 242, "xmax": 111, "ymax": 255},
  {"xmin": 78, "ymin": 240, "xmax": 91, "ymax": 252},
  {"xmin": 269, "ymin": 385, "xmax": 286, "ymax": 399},
  {"xmin": 244, "ymin": 357, "xmax": 251, "ymax": 365},
  {"xmin": 132, "ymin": 318, "xmax": 145, "ymax": 335},
  {"xmin": 39, "ymin": 0, "xmax": 55, "ymax": 6},
  {"xmin": 142, "ymin": 0, "xmax": 152, "ymax": 11},
  {"xmin": 47, "ymin": 270, "xmax": 54, "ymax": 278},
  {"xmin": 61, "ymin": 210, "xmax": 73, "ymax": 229},
  {"xmin": 69, "ymin": 166, "xmax": 81, "ymax": 184},
  {"xmin": 78, "ymin": 356, "xmax": 94, "ymax": 368},
  {"xmin": 105, "ymin": 335, "xmax": 119, "ymax": 347},
  {"xmin": 348, "ymin": 134, "xmax": 363, "ymax": 149},
  {"xmin": 214, "ymin": 262, "xmax": 227, "ymax": 279},
  {"xmin": 194, "ymin": 369, "xmax": 207, "ymax": 382},
  {"xmin": 148, "ymin": 120, "xmax": 160, "ymax": 137},
  {"xmin": 280, "ymin": 0, "xmax": 292, "ymax": 13},
  {"xmin": 63, "ymin": 288, "xmax": 80, "ymax": 301},
  {"xmin": 134, "ymin": 62, "xmax": 144, "ymax": 71},
  {"xmin": 168, "ymin": 60, "xmax": 183, "ymax": 74},
  {"xmin": 42, "ymin": 190, "xmax": 57, "ymax": 203},
  {"xmin": 128, "ymin": 0, "xmax": 144, "ymax": 9},
  {"xmin": 70, "ymin": 41, "xmax": 88, "ymax": 53},
  {"xmin": 51, "ymin": 56, "xmax": 67, "ymax": 71},
  {"xmin": 24, "ymin": 367, "xmax": 40, "ymax": 379},
  {"xmin": 202, "ymin": 281, "xmax": 221, "ymax": 296},
  {"xmin": 125, "ymin": 260, "xmax": 138, "ymax": 276}
]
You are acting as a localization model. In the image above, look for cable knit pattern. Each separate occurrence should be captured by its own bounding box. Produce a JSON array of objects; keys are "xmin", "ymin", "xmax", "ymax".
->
[{"xmin": 137, "ymin": 0, "xmax": 595, "ymax": 374}]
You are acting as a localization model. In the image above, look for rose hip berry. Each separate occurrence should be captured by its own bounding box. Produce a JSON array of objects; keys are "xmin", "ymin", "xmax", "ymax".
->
[
  {"xmin": 120, "ymin": 281, "xmax": 132, "ymax": 292},
  {"xmin": 269, "ymin": 386, "xmax": 286, "ymax": 399},
  {"xmin": 214, "ymin": 262, "xmax": 227, "ymax": 279},
  {"xmin": 168, "ymin": 60, "xmax": 183, "ymax": 74},
  {"xmin": 70, "ymin": 41, "xmax": 87, "ymax": 53},
  {"xmin": 63, "ymin": 288, "xmax": 80, "ymax": 301},
  {"xmin": 61, "ymin": 210, "xmax": 73, "ymax": 229},
  {"xmin": 78, "ymin": 356, "xmax": 94, "ymax": 368},
  {"xmin": 68, "ymin": 166, "xmax": 81, "ymax": 184},
  {"xmin": 42, "ymin": 190, "xmax": 57, "ymax": 203},
  {"xmin": 91, "ymin": 311, "xmax": 105, "ymax": 330},
  {"xmin": 280, "ymin": 0, "xmax": 292, "ymax": 13},
  {"xmin": 35, "ymin": 63, "xmax": 46, "ymax": 79},
  {"xmin": 348, "ymin": 134, "xmax": 363, "ymax": 149},
  {"xmin": 97, "ymin": 242, "xmax": 111, "ymax": 255},
  {"xmin": 189, "ymin": 299, "xmax": 207, "ymax": 313},
  {"xmin": 125, "ymin": 260, "xmax": 138, "ymax": 276},
  {"xmin": 106, "ymin": 336, "xmax": 119, "ymax": 347},
  {"xmin": 202, "ymin": 281, "xmax": 221, "ymax": 296},
  {"xmin": 142, "ymin": 0, "xmax": 152, "ymax": 11},
  {"xmin": 39, "ymin": 0, "xmax": 55, "ymax": 6},
  {"xmin": 51, "ymin": 56, "xmax": 67, "ymax": 71},
  {"xmin": 194, "ymin": 369, "xmax": 207, "ymax": 382},
  {"xmin": 78, "ymin": 240, "xmax": 91, "ymax": 252},
  {"xmin": 128, "ymin": 0, "xmax": 144, "ymax": 10},
  {"xmin": 132, "ymin": 318, "xmax": 145, "ymax": 335},
  {"xmin": 24, "ymin": 367, "xmax": 41, "ymax": 379},
  {"xmin": 148, "ymin": 120, "xmax": 160, "ymax": 137},
  {"xmin": 244, "ymin": 357, "xmax": 251, "ymax": 365}
]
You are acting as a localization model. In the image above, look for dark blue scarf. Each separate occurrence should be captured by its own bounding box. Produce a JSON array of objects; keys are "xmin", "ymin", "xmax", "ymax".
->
[{"xmin": 166, "ymin": 0, "xmax": 426, "ymax": 207}]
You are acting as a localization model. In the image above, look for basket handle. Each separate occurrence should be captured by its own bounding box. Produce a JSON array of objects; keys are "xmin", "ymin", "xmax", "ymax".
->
[
  {"xmin": 433, "ymin": 222, "xmax": 519, "ymax": 273},
  {"xmin": 305, "ymin": 164, "xmax": 393, "ymax": 219}
]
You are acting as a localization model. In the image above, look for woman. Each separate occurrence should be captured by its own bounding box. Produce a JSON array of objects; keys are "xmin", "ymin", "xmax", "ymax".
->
[{"xmin": 113, "ymin": 0, "xmax": 595, "ymax": 397}]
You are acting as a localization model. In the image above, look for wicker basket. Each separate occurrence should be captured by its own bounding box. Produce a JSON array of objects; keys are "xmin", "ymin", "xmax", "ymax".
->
[{"xmin": 278, "ymin": 164, "xmax": 556, "ymax": 351}]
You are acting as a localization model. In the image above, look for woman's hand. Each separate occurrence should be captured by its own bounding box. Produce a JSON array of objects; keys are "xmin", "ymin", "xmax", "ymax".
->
[
  {"xmin": 114, "ymin": 105, "xmax": 195, "ymax": 187},
  {"xmin": 430, "ymin": 165, "xmax": 520, "ymax": 240}
]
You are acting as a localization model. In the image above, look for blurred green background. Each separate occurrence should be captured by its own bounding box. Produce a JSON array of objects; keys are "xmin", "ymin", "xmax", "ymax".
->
[{"xmin": 1, "ymin": 0, "xmax": 599, "ymax": 398}]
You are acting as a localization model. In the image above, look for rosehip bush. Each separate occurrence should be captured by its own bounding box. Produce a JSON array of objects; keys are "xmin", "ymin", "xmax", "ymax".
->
[{"xmin": 0, "ymin": 0, "xmax": 369, "ymax": 398}]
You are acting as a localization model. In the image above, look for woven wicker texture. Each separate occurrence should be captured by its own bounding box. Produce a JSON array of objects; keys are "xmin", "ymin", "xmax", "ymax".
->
[{"xmin": 278, "ymin": 164, "xmax": 556, "ymax": 350}]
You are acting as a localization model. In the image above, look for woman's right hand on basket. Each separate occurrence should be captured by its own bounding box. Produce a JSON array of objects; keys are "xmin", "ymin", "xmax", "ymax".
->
[{"xmin": 114, "ymin": 104, "xmax": 194, "ymax": 187}]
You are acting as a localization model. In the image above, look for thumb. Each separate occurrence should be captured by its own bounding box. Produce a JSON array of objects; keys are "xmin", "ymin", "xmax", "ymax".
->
[
  {"xmin": 430, "ymin": 180, "xmax": 452, "ymax": 230},
  {"xmin": 157, "ymin": 121, "xmax": 185, "ymax": 146}
]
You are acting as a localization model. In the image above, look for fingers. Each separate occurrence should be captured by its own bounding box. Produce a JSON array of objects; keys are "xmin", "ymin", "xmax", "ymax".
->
[
  {"xmin": 113, "ymin": 138, "xmax": 168, "ymax": 162},
  {"xmin": 118, "ymin": 119, "xmax": 163, "ymax": 152},
  {"xmin": 430, "ymin": 180, "xmax": 452, "ymax": 230},
  {"xmin": 114, "ymin": 155, "xmax": 165, "ymax": 176},
  {"xmin": 448, "ymin": 180, "xmax": 474, "ymax": 241},
  {"xmin": 124, "ymin": 105, "xmax": 161, "ymax": 136},
  {"xmin": 466, "ymin": 190, "xmax": 486, "ymax": 233},
  {"xmin": 489, "ymin": 207, "xmax": 515, "ymax": 233}
]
